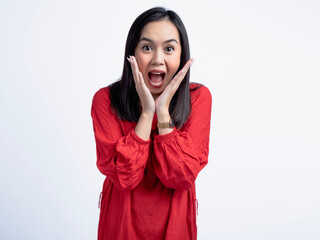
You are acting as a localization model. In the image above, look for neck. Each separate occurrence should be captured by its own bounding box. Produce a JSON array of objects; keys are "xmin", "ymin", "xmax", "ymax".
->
[{"xmin": 152, "ymin": 93, "xmax": 159, "ymax": 101}]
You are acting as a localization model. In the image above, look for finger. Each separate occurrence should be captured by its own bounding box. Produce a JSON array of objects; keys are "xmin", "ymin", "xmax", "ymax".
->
[
  {"xmin": 181, "ymin": 58, "xmax": 194, "ymax": 73},
  {"xmin": 127, "ymin": 55, "xmax": 139, "ymax": 84},
  {"xmin": 139, "ymin": 72, "xmax": 151, "ymax": 95},
  {"xmin": 132, "ymin": 56, "xmax": 141, "ymax": 81},
  {"xmin": 138, "ymin": 72, "xmax": 145, "ymax": 87},
  {"xmin": 175, "ymin": 59, "xmax": 193, "ymax": 82},
  {"xmin": 132, "ymin": 57, "xmax": 144, "ymax": 88},
  {"xmin": 171, "ymin": 58, "xmax": 194, "ymax": 87}
]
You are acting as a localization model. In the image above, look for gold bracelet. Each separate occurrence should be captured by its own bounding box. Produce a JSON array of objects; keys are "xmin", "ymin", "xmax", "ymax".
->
[{"xmin": 157, "ymin": 118, "xmax": 174, "ymax": 129}]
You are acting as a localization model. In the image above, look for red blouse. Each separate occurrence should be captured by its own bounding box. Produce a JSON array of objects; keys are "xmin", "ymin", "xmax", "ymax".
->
[{"xmin": 91, "ymin": 83, "xmax": 212, "ymax": 240}]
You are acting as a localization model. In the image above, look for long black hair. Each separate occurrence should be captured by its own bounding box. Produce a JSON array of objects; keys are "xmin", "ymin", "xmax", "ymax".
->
[{"xmin": 109, "ymin": 7, "xmax": 192, "ymax": 129}]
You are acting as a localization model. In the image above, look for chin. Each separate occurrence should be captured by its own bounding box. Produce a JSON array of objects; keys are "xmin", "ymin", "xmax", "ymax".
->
[{"xmin": 150, "ymin": 87, "xmax": 164, "ymax": 96}]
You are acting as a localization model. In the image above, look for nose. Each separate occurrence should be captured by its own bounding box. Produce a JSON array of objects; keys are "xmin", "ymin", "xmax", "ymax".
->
[{"xmin": 151, "ymin": 50, "xmax": 164, "ymax": 66}]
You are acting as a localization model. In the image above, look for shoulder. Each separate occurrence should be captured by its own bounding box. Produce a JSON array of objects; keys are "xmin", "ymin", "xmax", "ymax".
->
[
  {"xmin": 189, "ymin": 83, "xmax": 212, "ymax": 105},
  {"xmin": 91, "ymin": 87, "xmax": 113, "ymax": 116},
  {"xmin": 92, "ymin": 87, "xmax": 111, "ymax": 106},
  {"xmin": 181, "ymin": 83, "xmax": 212, "ymax": 129}
]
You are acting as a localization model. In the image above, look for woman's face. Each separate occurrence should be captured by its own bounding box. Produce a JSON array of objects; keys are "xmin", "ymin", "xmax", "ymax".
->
[{"xmin": 134, "ymin": 19, "xmax": 182, "ymax": 99}]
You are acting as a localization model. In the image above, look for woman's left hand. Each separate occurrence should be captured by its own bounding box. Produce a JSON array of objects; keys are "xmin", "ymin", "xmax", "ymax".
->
[{"xmin": 155, "ymin": 59, "xmax": 193, "ymax": 118}]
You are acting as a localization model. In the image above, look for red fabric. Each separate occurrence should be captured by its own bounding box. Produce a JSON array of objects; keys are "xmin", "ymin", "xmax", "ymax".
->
[{"xmin": 91, "ymin": 83, "xmax": 212, "ymax": 240}]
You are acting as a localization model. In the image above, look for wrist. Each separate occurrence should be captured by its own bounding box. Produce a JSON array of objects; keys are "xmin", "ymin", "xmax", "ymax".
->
[
  {"xmin": 157, "ymin": 117, "xmax": 174, "ymax": 135},
  {"xmin": 141, "ymin": 110, "xmax": 155, "ymax": 119},
  {"xmin": 156, "ymin": 109, "xmax": 170, "ymax": 122},
  {"xmin": 135, "ymin": 111, "xmax": 154, "ymax": 141},
  {"xmin": 157, "ymin": 118, "xmax": 174, "ymax": 129}
]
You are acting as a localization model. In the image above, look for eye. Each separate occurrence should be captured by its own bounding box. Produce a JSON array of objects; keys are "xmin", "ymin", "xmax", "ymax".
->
[
  {"xmin": 165, "ymin": 47, "xmax": 174, "ymax": 52},
  {"xmin": 142, "ymin": 45, "xmax": 152, "ymax": 51}
]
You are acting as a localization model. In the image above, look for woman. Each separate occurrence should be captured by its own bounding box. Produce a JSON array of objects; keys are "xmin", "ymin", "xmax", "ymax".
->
[{"xmin": 91, "ymin": 7, "xmax": 212, "ymax": 240}]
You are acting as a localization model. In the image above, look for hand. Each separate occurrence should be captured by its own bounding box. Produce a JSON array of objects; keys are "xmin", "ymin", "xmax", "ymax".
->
[
  {"xmin": 155, "ymin": 59, "xmax": 193, "ymax": 119},
  {"xmin": 127, "ymin": 55, "xmax": 155, "ymax": 116}
]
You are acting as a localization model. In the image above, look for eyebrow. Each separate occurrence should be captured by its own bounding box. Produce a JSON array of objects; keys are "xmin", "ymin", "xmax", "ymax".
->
[{"xmin": 139, "ymin": 37, "xmax": 179, "ymax": 45}]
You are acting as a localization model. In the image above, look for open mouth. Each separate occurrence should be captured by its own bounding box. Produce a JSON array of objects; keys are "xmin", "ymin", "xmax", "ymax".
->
[{"xmin": 148, "ymin": 72, "xmax": 166, "ymax": 88}]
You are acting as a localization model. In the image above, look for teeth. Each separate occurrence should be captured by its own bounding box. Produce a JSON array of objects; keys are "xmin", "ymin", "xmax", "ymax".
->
[{"xmin": 151, "ymin": 72, "xmax": 162, "ymax": 75}]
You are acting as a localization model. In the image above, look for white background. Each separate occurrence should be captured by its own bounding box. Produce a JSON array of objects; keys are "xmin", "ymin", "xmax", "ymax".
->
[{"xmin": 1, "ymin": 0, "xmax": 319, "ymax": 239}]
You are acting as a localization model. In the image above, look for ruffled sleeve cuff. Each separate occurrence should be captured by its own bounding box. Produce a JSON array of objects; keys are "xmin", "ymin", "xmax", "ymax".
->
[
  {"xmin": 131, "ymin": 129, "xmax": 151, "ymax": 144},
  {"xmin": 153, "ymin": 127, "xmax": 177, "ymax": 142}
]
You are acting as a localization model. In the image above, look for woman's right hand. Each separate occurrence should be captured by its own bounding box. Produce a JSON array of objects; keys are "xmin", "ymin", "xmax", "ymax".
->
[{"xmin": 127, "ymin": 55, "xmax": 155, "ymax": 116}]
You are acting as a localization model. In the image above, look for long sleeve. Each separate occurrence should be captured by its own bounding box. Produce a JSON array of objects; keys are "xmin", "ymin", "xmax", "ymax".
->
[
  {"xmin": 91, "ymin": 88, "xmax": 150, "ymax": 190},
  {"xmin": 153, "ymin": 86, "xmax": 212, "ymax": 190}
]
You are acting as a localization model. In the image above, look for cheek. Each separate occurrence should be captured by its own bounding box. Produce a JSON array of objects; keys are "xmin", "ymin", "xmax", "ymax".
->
[
  {"xmin": 168, "ymin": 58, "xmax": 181, "ymax": 76},
  {"xmin": 134, "ymin": 56, "xmax": 149, "ymax": 82},
  {"xmin": 135, "ymin": 54, "xmax": 149, "ymax": 72},
  {"xmin": 134, "ymin": 54, "xmax": 143, "ymax": 68}
]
